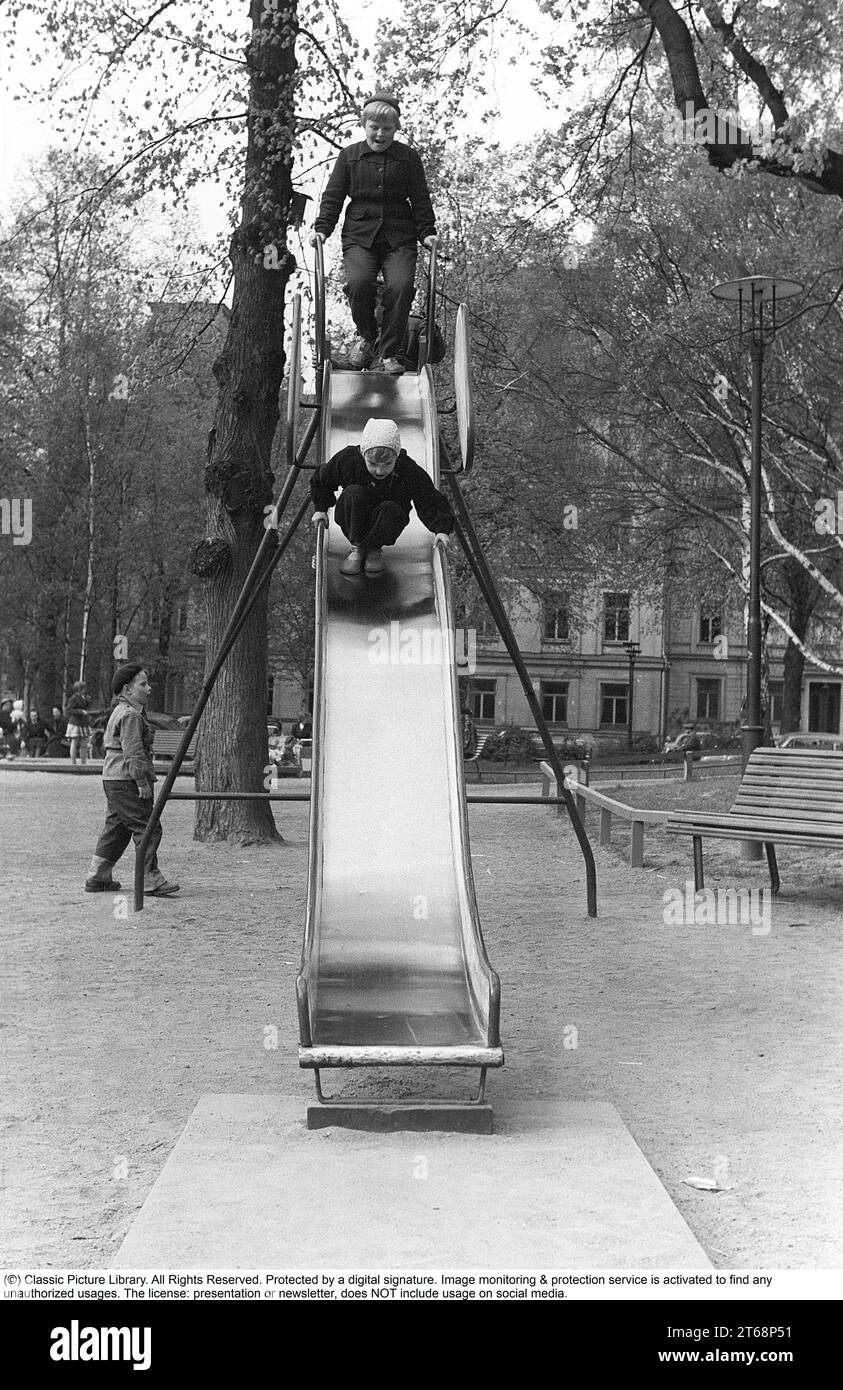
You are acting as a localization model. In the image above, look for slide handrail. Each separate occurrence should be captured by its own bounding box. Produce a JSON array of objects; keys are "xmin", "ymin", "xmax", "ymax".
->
[
  {"xmin": 313, "ymin": 233, "xmax": 327, "ymax": 387},
  {"xmin": 454, "ymin": 303, "xmax": 475, "ymax": 473},
  {"xmin": 417, "ymin": 235, "xmax": 438, "ymax": 372},
  {"xmin": 285, "ymin": 292, "xmax": 302, "ymax": 471}
]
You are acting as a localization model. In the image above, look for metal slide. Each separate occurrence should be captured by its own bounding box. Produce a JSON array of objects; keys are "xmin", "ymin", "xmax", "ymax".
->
[{"xmin": 296, "ymin": 364, "xmax": 503, "ymax": 1095}]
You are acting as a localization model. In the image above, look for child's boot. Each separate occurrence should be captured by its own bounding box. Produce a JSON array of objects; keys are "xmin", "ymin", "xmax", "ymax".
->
[
  {"xmin": 364, "ymin": 548, "xmax": 384, "ymax": 576},
  {"xmin": 145, "ymin": 871, "xmax": 181, "ymax": 898},
  {"xmin": 85, "ymin": 855, "xmax": 122, "ymax": 892},
  {"xmin": 340, "ymin": 545, "xmax": 365, "ymax": 576}
]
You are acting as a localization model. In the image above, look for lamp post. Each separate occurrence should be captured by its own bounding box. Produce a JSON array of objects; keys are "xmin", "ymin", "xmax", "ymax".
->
[
  {"xmin": 623, "ymin": 639, "xmax": 640, "ymax": 750},
  {"xmin": 710, "ymin": 275, "xmax": 802, "ymax": 771}
]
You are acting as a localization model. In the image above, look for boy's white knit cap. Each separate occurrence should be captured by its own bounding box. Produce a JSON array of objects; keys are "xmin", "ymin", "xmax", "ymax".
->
[{"xmin": 361, "ymin": 418, "xmax": 401, "ymax": 454}]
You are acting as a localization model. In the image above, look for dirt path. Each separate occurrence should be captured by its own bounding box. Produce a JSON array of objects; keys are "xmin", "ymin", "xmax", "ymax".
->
[{"xmin": 1, "ymin": 771, "xmax": 841, "ymax": 1267}]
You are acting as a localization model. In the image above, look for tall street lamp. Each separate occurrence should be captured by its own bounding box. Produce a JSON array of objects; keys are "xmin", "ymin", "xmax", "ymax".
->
[
  {"xmin": 623, "ymin": 639, "xmax": 640, "ymax": 750},
  {"xmin": 710, "ymin": 275, "xmax": 802, "ymax": 770}
]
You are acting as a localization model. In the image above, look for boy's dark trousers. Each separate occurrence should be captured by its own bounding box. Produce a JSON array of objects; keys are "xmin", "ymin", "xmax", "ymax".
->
[
  {"xmin": 95, "ymin": 780, "xmax": 162, "ymax": 878},
  {"xmin": 334, "ymin": 485, "xmax": 410, "ymax": 549},
  {"xmin": 343, "ymin": 238, "xmax": 417, "ymax": 358}
]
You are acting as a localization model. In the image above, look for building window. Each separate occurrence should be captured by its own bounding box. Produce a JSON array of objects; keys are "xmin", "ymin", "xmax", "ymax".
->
[
  {"xmin": 603, "ymin": 592, "xmax": 630, "ymax": 643},
  {"xmin": 542, "ymin": 597, "xmax": 569, "ymax": 642},
  {"xmin": 541, "ymin": 681, "xmax": 569, "ymax": 724},
  {"xmin": 696, "ymin": 678, "xmax": 720, "ymax": 721},
  {"xmin": 600, "ymin": 683, "xmax": 628, "ymax": 726},
  {"xmin": 768, "ymin": 680, "xmax": 783, "ymax": 726},
  {"xmin": 699, "ymin": 611, "xmax": 721, "ymax": 644},
  {"xmin": 468, "ymin": 678, "xmax": 496, "ymax": 721}
]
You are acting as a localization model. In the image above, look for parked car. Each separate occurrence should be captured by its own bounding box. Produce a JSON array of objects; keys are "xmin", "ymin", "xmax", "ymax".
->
[{"xmin": 776, "ymin": 732, "xmax": 843, "ymax": 751}]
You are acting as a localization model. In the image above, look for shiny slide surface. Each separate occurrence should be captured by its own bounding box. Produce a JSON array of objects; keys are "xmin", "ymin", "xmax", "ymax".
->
[{"xmin": 297, "ymin": 367, "xmax": 503, "ymax": 1071}]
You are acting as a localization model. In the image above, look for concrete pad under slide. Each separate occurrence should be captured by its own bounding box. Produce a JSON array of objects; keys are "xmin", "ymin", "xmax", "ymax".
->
[{"xmin": 112, "ymin": 1095, "xmax": 709, "ymax": 1268}]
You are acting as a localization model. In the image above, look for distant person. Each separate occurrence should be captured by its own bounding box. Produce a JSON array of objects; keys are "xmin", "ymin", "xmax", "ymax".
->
[
  {"xmin": 309, "ymin": 89, "xmax": 436, "ymax": 376},
  {"xmin": 461, "ymin": 708, "xmax": 477, "ymax": 758},
  {"xmin": 85, "ymin": 662, "xmax": 180, "ymax": 897},
  {"xmin": 311, "ymin": 416, "xmax": 454, "ymax": 577},
  {"xmin": 24, "ymin": 709, "xmax": 49, "ymax": 757},
  {"xmin": 65, "ymin": 680, "xmax": 92, "ymax": 766},
  {"xmin": 11, "ymin": 699, "xmax": 26, "ymax": 738},
  {"xmin": 291, "ymin": 710, "xmax": 312, "ymax": 741},
  {"xmin": 0, "ymin": 696, "xmax": 18, "ymax": 757},
  {"xmin": 45, "ymin": 707, "xmax": 68, "ymax": 758}
]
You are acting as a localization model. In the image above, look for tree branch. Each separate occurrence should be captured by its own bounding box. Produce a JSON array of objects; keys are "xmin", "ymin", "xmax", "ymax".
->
[{"xmin": 697, "ymin": 0, "xmax": 789, "ymax": 128}]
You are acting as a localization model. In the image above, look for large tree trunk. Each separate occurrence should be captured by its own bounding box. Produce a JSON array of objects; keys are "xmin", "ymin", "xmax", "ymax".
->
[
  {"xmin": 192, "ymin": 0, "xmax": 297, "ymax": 843},
  {"xmin": 781, "ymin": 640, "xmax": 805, "ymax": 734}
]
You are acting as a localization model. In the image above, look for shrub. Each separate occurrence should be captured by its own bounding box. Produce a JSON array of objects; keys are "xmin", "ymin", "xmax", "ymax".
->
[
  {"xmin": 632, "ymin": 732, "xmax": 661, "ymax": 754},
  {"xmin": 592, "ymin": 736, "xmax": 626, "ymax": 759},
  {"xmin": 480, "ymin": 725, "xmax": 540, "ymax": 761},
  {"xmin": 555, "ymin": 735, "xmax": 590, "ymax": 760},
  {"xmin": 710, "ymin": 721, "xmax": 742, "ymax": 749}
]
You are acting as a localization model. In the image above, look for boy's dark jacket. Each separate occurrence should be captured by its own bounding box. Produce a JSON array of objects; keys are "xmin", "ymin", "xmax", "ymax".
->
[
  {"xmin": 313, "ymin": 140, "xmax": 436, "ymax": 250},
  {"xmin": 311, "ymin": 447, "xmax": 455, "ymax": 535}
]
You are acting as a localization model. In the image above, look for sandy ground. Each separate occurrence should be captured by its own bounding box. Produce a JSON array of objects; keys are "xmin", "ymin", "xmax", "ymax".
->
[{"xmin": 1, "ymin": 770, "xmax": 841, "ymax": 1269}]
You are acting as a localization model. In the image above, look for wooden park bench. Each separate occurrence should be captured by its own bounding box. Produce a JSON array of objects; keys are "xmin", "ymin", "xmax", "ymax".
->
[
  {"xmin": 152, "ymin": 729, "xmax": 197, "ymax": 766},
  {"xmin": 464, "ymin": 731, "xmax": 492, "ymax": 781},
  {"xmin": 667, "ymin": 745, "xmax": 843, "ymax": 893}
]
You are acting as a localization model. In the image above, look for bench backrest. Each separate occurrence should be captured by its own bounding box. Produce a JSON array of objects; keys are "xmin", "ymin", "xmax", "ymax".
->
[
  {"xmin": 465, "ymin": 731, "xmax": 491, "ymax": 760},
  {"xmin": 732, "ymin": 746, "xmax": 843, "ymax": 826},
  {"xmin": 152, "ymin": 730, "xmax": 197, "ymax": 759}
]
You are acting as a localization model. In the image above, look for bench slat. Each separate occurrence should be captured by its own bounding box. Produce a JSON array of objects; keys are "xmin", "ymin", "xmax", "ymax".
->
[
  {"xmin": 671, "ymin": 808, "xmax": 843, "ymax": 833},
  {"xmin": 736, "ymin": 778, "xmax": 843, "ymax": 793},
  {"xmin": 733, "ymin": 788, "xmax": 843, "ymax": 806},
  {"xmin": 750, "ymin": 750, "xmax": 843, "ymax": 760},
  {"xmin": 740, "ymin": 764, "xmax": 843, "ymax": 779},
  {"xmin": 734, "ymin": 795, "xmax": 843, "ymax": 811},
  {"xmin": 669, "ymin": 824, "xmax": 843, "ymax": 847},
  {"xmin": 740, "ymin": 783, "xmax": 843, "ymax": 796},
  {"xmin": 734, "ymin": 811, "xmax": 843, "ymax": 817},
  {"xmin": 152, "ymin": 731, "xmax": 197, "ymax": 759},
  {"xmin": 739, "ymin": 769, "xmax": 843, "ymax": 784}
]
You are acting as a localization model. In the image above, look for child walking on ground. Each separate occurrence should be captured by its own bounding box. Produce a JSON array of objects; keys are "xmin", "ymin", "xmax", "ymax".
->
[
  {"xmin": 85, "ymin": 662, "xmax": 180, "ymax": 897},
  {"xmin": 309, "ymin": 88, "xmax": 437, "ymax": 376},
  {"xmin": 311, "ymin": 417, "xmax": 454, "ymax": 576}
]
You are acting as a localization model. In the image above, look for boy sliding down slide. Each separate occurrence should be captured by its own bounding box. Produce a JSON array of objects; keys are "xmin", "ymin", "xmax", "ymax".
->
[{"xmin": 311, "ymin": 417, "xmax": 454, "ymax": 578}]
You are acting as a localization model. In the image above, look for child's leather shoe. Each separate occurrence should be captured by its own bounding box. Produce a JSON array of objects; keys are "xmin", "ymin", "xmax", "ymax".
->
[
  {"xmin": 340, "ymin": 545, "xmax": 365, "ymax": 576},
  {"xmin": 364, "ymin": 548, "xmax": 385, "ymax": 576}
]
